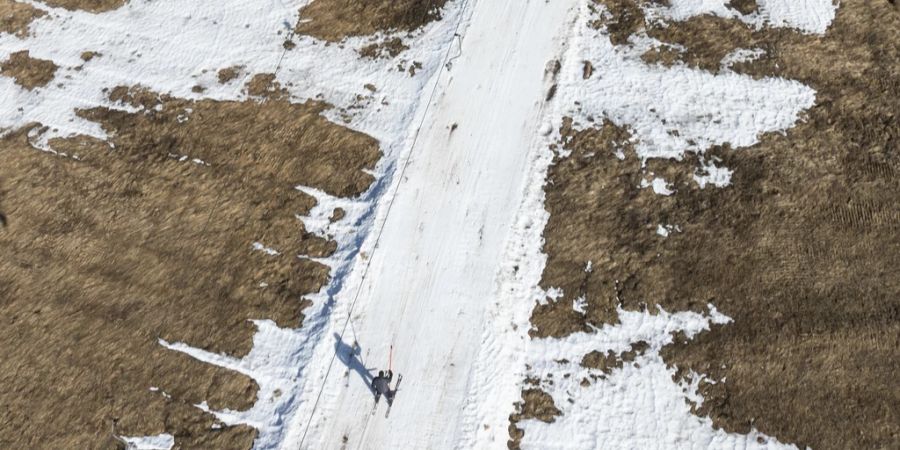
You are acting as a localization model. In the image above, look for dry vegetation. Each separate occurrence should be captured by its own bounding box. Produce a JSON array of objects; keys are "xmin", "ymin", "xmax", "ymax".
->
[
  {"xmin": 295, "ymin": 0, "xmax": 448, "ymax": 42},
  {"xmin": 217, "ymin": 66, "xmax": 244, "ymax": 85},
  {"xmin": 0, "ymin": 76, "xmax": 380, "ymax": 448},
  {"xmin": 507, "ymin": 388, "xmax": 561, "ymax": 450},
  {"xmin": 41, "ymin": 0, "xmax": 125, "ymax": 13},
  {"xmin": 0, "ymin": 0, "xmax": 45, "ymax": 37},
  {"xmin": 1, "ymin": 50, "xmax": 58, "ymax": 90},
  {"xmin": 525, "ymin": 1, "xmax": 900, "ymax": 449}
]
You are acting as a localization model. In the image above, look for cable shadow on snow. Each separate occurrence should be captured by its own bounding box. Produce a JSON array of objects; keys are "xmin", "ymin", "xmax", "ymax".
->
[{"xmin": 333, "ymin": 332, "xmax": 376, "ymax": 395}]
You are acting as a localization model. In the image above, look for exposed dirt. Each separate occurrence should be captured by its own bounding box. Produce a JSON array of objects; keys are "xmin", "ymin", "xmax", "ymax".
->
[
  {"xmin": 1, "ymin": 50, "xmax": 58, "ymax": 90},
  {"xmin": 507, "ymin": 388, "xmax": 561, "ymax": 450},
  {"xmin": 0, "ymin": 78, "xmax": 381, "ymax": 448},
  {"xmin": 217, "ymin": 66, "xmax": 243, "ymax": 84},
  {"xmin": 80, "ymin": 51, "xmax": 100, "ymax": 62},
  {"xmin": 41, "ymin": 0, "xmax": 125, "ymax": 13},
  {"xmin": 527, "ymin": 1, "xmax": 900, "ymax": 449},
  {"xmin": 0, "ymin": 0, "xmax": 45, "ymax": 37},
  {"xmin": 295, "ymin": 0, "xmax": 449, "ymax": 42},
  {"xmin": 359, "ymin": 37, "xmax": 409, "ymax": 59},
  {"xmin": 581, "ymin": 340, "xmax": 649, "ymax": 374},
  {"xmin": 727, "ymin": 0, "xmax": 758, "ymax": 15}
]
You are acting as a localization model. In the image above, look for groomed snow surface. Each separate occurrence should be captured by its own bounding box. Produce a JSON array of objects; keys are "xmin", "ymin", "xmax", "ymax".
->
[{"xmin": 2, "ymin": 0, "xmax": 838, "ymax": 448}]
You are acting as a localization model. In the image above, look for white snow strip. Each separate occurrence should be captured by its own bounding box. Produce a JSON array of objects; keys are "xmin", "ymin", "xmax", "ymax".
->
[{"xmin": 120, "ymin": 433, "xmax": 174, "ymax": 450}]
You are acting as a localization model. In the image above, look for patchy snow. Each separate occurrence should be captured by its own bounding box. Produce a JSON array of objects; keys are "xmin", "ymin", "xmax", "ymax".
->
[
  {"xmin": 251, "ymin": 242, "xmax": 281, "ymax": 256},
  {"xmin": 463, "ymin": 0, "xmax": 831, "ymax": 448},
  {"xmin": 720, "ymin": 47, "xmax": 766, "ymax": 71},
  {"xmin": 2, "ymin": 0, "xmax": 471, "ymax": 448},
  {"xmin": 4, "ymin": 0, "xmax": 837, "ymax": 449},
  {"xmin": 120, "ymin": 433, "xmax": 174, "ymax": 450},
  {"xmin": 643, "ymin": 0, "xmax": 838, "ymax": 35},
  {"xmin": 572, "ymin": 296, "xmax": 588, "ymax": 315},
  {"xmin": 694, "ymin": 158, "xmax": 735, "ymax": 188},
  {"xmin": 642, "ymin": 177, "xmax": 675, "ymax": 195},
  {"xmin": 511, "ymin": 307, "xmax": 798, "ymax": 450},
  {"xmin": 564, "ymin": 23, "xmax": 816, "ymax": 162},
  {"xmin": 657, "ymin": 223, "xmax": 682, "ymax": 237},
  {"xmin": 657, "ymin": 224, "xmax": 670, "ymax": 237}
]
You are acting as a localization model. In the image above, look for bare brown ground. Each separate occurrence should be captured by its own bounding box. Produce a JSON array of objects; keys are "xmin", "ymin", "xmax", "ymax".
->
[
  {"xmin": 41, "ymin": 0, "xmax": 125, "ymax": 13},
  {"xmin": 526, "ymin": 1, "xmax": 900, "ymax": 449},
  {"xmin": 0, "ymin": 77, "xmax": 380, "ymax": 448},
  {"xmin": 0, "ymin": 0, "xmax": 45, "ymax": 37},
  {"xmin": 1, "ymin": 50, "xmax": 58, "ymax": 90},
  {"xmin": 217, "ymin": 66, "xmax": 244, "ymax": 85},
  {"xmin": 295, "ymin": 0, "xmax": 448, "ymax": 41}
]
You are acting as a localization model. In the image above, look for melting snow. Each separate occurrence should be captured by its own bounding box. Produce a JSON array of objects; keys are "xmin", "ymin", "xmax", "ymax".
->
[
  {"xmin": 643, "ymin": 0, "xmax": 838, "ymax": 35},
  {"xmin": 119, "ymin": 433, "xmax": 175, "ymax": 450}
]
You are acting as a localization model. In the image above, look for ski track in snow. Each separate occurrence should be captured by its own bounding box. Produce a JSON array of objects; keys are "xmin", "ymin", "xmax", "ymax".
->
[{"xmin": 2, "ymin": 0, "xmax": 838, "ymax": 448}]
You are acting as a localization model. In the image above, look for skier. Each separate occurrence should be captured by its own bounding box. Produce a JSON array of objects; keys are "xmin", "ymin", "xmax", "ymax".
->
[{"xmin": 371, "ymin": 370, "xmax": 395, "ymax": 406}]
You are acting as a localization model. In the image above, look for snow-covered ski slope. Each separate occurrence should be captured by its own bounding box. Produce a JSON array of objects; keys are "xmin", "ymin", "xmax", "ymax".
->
[{"xmin": 293, "ymin": 0, "xmax": 580, "ymax": 448}]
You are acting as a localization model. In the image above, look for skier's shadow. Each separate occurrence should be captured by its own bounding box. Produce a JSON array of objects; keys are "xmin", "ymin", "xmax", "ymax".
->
[{"xmin": 333, "ymin": 333, "xmax": 376, "ymax": 395}]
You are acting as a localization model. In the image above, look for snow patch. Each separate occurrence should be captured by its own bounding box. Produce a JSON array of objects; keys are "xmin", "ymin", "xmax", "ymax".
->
[
  {"xmin": 462, "ymin": 0, "xmax": 821, "ymax": 447},
  {"xmin": 564, "ymin": 22, "xmax": 816, "ymax": 162},
  {"xmin": 120, "ymin": 433, "xmax": 174, "ymax": 450},
  {"xmin": 642, "ymin": 177, "xmax": 675, "ymax": 196},
  {"xmin": 251, "ymin": 242, "xmax": 280, "ymax": 256},
  {"xmin": 720, "ymin": 47, "xmax": 766, "ymax": 70},
  {"xmin": 0, "ymin": 0, "xmax": 471, "ymax": 448},
  {"xmin": 572, "ymin": 296, "xmax": 588, "ymax": 315},
  {"xmin": 694, "ymin": 158, "xmax": 734, "ymax": 188},
  {"xmin": 643, "ymin": 0, "xmax": 838, "ymax": 35}
]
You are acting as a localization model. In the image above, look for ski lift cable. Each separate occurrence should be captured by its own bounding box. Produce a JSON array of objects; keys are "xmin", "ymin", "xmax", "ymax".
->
[{"xmin": 296, "ymin": 0, "xmax": 475, "ymax": 446}]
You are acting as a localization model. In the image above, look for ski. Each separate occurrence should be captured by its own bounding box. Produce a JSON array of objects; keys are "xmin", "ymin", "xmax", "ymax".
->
[{"xmin": 384, "ymin": 374, "xmax": 402, "ymax": 419}]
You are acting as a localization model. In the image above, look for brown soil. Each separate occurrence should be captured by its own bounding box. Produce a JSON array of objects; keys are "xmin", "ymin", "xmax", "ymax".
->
[
  {"xmin": 295, "ymin": 0, "xmax": 449, "ymax": 42},
  {"xmin": 80, "ymin": 51, "xmax": 100, "ymax": 62},
  {"xmin": 41, "ymin": 0, "xmax": 125, "ymax": 13},
  {"xmin": 1, "ymin": 50, "xmax": 58, "ymax": 90},
  {"xmin": 527, "ymin": 1, "xmax": 900, "ymax": 449},
  {"xmin": 581, "ymin": 341, "xmax": 649, "ymax": 374},
  {"xmin": 507, "ymin": 388, "xmax": 560, "ymax": 449},
  {"xmin": 0, "ymin": 78, "xmax": 381, "ymax": 448},
  {"xmin": 727, "ymin": 0, "xmax": 758, "ymax": 15},
  {"xmin": 359, "ymin": 37, "xmax": 409, "ymax": 59},
  {"xmin": 218, "ymin": 66, "xmax": 243, "ymax": 84},
  {"xmin": 0, "ymin": 0, "xmax": 45, "ymax": 37}
]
